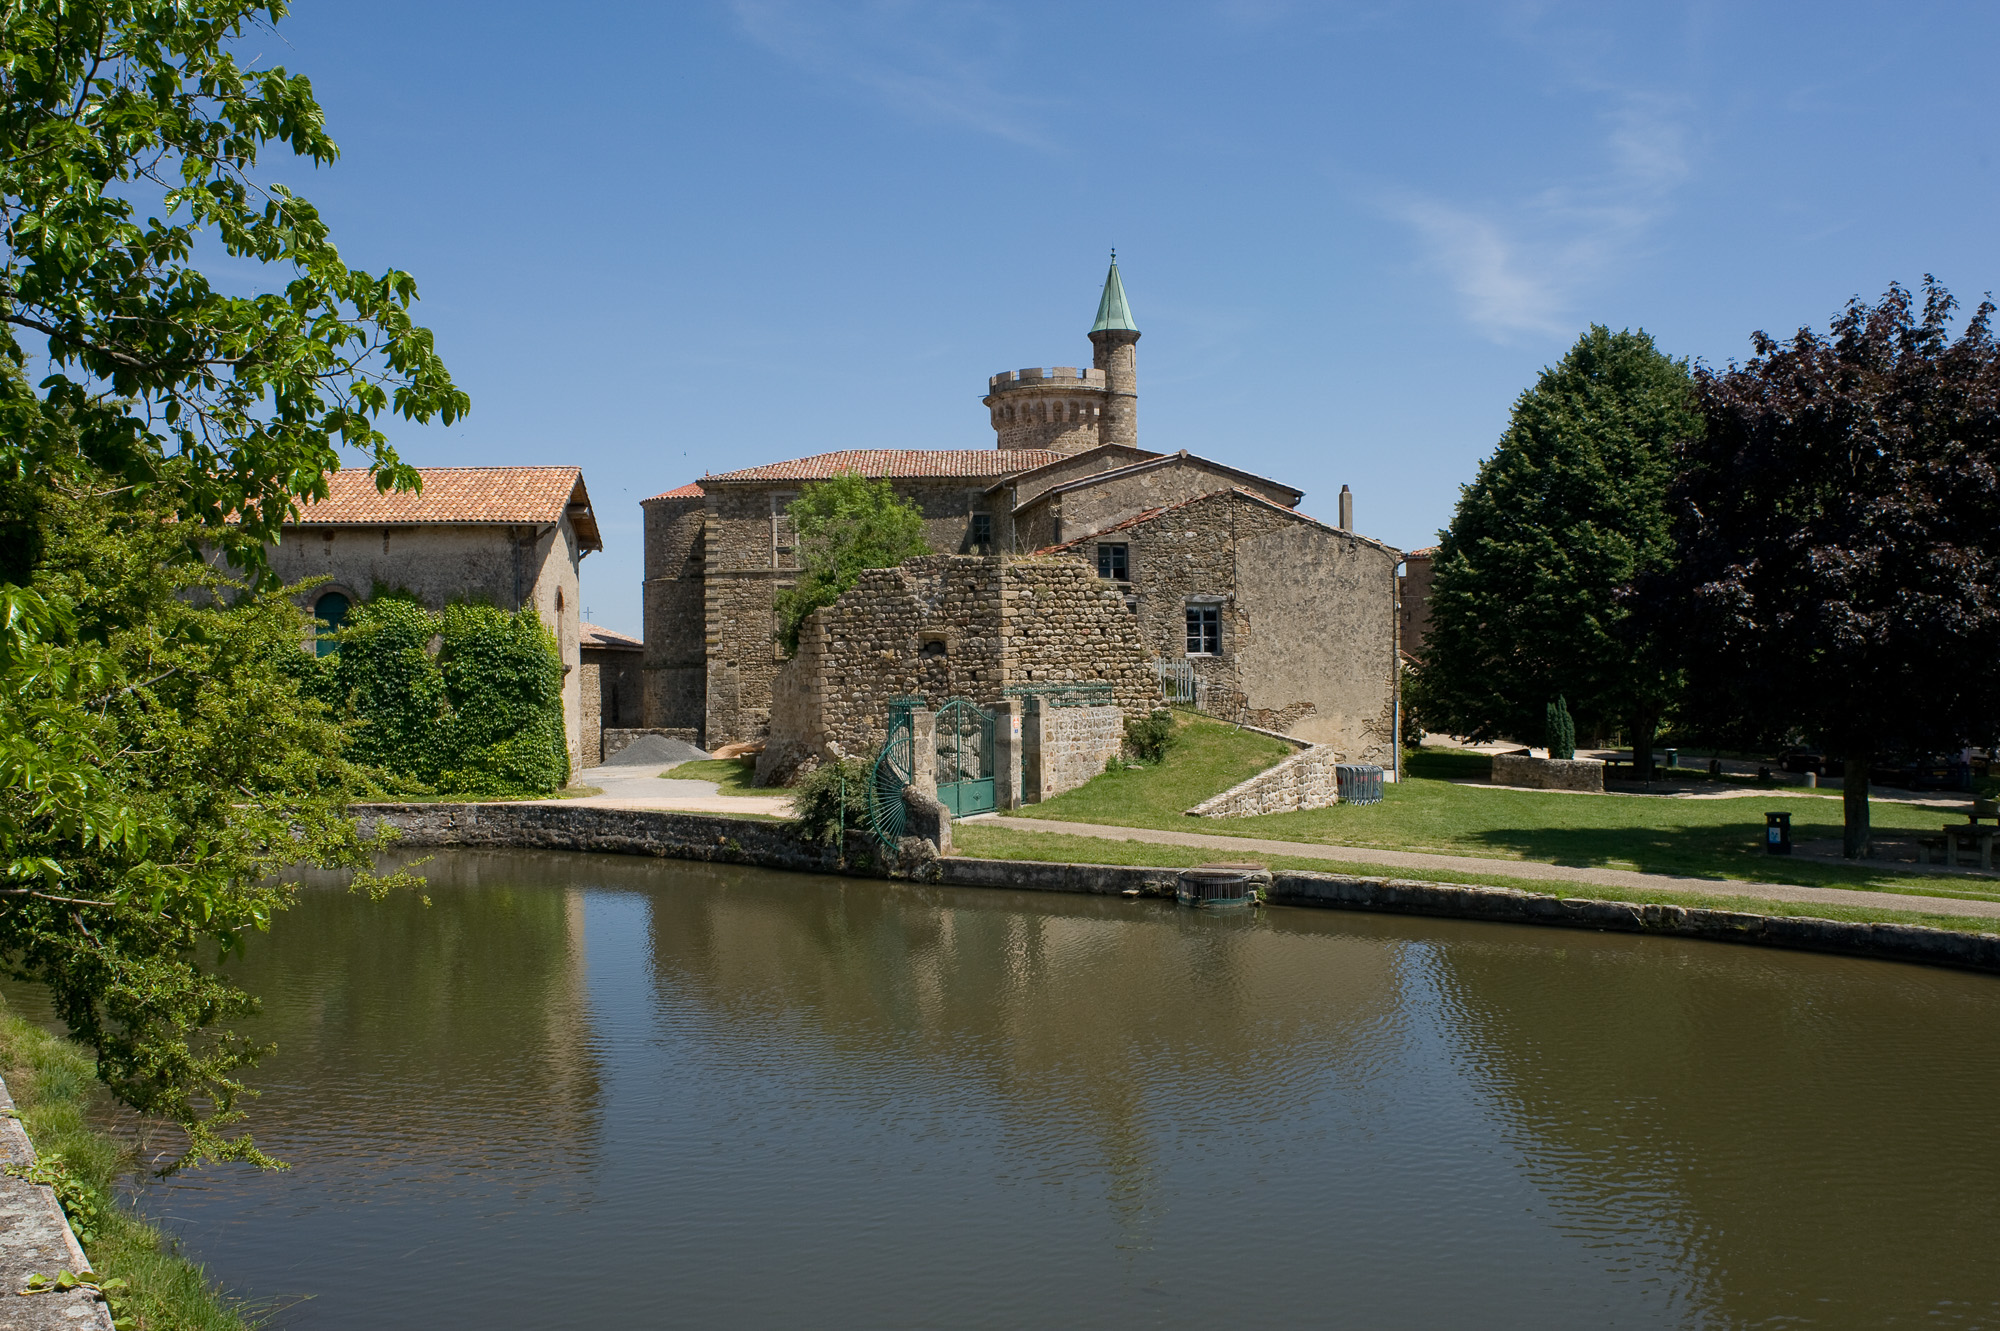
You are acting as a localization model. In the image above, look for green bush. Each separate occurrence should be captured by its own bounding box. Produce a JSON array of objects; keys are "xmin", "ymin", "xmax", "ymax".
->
[
  {"xmin": 437, "ymin": 603, "xmax": 569, "ymax": 794},
  {"xmin": 1124, "ymin": 708, "xmax": 1179, "ymax": 765},
  {"xmin": 792, "ymin": 758, "xmax": 870, "ymax": 846},
  {"xmin": 1546, "ymin": 695, "xmax": 1576, "ymax": 761}
]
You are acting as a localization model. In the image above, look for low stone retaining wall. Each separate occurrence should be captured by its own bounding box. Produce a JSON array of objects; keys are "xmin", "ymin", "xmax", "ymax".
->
[
  {"xmin": 1186, "ymin": 744, "xmax": 1340, "ymax": 817},
  {"xmin": 0, "ymin": 1076, "xmax": 115, "ymax": 1330},
  {"xmin": 1491, "ymin": 753, "xmax": 1605, "ymax": 792},
  {"xmin": 351, "ymin": 804, "xmax": 2000, "ymax": 977}
]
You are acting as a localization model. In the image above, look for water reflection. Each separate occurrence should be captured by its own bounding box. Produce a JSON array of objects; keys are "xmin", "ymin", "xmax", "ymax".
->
[{"xmin": 16, "ymin": 849, "xmax": 1995, "ymax": 1329}]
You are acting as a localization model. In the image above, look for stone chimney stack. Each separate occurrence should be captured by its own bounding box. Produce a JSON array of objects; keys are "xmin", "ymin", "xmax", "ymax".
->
[
  {"xmin": 1087, "ymin": 253, "xmax": 1140, "ymax": 450},
  {"xmin": 1339, "ymin": 485, "xmax": 1353, "ymax": 531}
]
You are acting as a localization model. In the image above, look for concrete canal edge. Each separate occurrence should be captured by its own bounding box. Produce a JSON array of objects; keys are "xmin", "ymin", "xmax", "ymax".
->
[
  {"xmin": 351, "ymin": 803, "xmax": 2000, "ymax": 977},
  {"xmin": 0, "ymin": 1073, "xmax": 116, "ymax": 1329}
]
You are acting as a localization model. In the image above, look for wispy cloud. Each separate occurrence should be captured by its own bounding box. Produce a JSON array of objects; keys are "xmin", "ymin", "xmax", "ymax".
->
[
  {"xmin": 1387, "ymin": 89, "xmax": 1694, "ymax": 343},
  {"xmin": 730, "ymin": 0, "xmax": 1057, "ymax": 150}
]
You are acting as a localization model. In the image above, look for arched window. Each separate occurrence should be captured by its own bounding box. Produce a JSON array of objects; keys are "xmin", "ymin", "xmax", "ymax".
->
[{"xmin": 314, "ymin": 591, "xmax": 350, "ymax": 658}]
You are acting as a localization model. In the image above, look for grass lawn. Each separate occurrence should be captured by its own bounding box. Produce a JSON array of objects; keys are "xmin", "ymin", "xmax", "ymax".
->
[
  {"xmin": 1001, "ymin": 724, "xmax": 1999, "ymax": 901},
  {"xmin": 0, "ymin": 1000, "xmax": 250, "ymax": 1329},
  {"xmin": 664, "ymin": 757, "xmax": 763, "ymax": 796},
  {"xmin": 951, "ymin": 824, "xmax": 2000, "ymax": 936}
]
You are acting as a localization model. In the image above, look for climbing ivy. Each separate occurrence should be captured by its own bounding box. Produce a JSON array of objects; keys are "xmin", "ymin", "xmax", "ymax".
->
[{"xmin": 308, "ymin": 598, "xmax": 568, "ymax": 795}]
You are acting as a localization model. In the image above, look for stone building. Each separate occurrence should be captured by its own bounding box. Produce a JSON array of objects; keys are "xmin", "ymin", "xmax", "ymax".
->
[
  {"xmin": 1399, "ymin": 546, "xmax": 1437, "ymax": 664},
  {"xmin": 579, "ymin": 623, "xmax": 643, "ymax": 769},
  {"xmin": 641, "ymin": 258, "xmax": 1403, "ymax": 773},
  {"xmin": 266, "ymin": 466, "xmax": 602, "ymax": 768}
]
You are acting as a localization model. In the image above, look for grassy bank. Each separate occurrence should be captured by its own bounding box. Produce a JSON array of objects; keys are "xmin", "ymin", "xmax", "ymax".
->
[
  {"xmin": 1002, "ymin": 725, "xmax": 2000, "ymax": 900},
  {"xmin": 664, "ymin": 757, "xmax": 763, "ymax": 796},
  {"xmin": 954, "ymin": 824, "xmax": 2000, "ymax": 936},
  {"xmin": 0, "ymin": 1002, "xmax": 249, "ymax": 1330}
]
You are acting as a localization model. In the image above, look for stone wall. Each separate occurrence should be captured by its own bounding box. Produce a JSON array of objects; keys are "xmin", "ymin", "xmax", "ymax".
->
[
  {"xmin": 641, "ymin": 492, "xmax": 707, "ymax": 734},
  {"xmin": 579, "ymin": 645, "xmax": 643, "ymax": 767},
  {"xmin": 1491, "ymin": 753, "xmax": 1606, "ymax": 793},
  {"xmin": 1016, "ymin": 455, "xmax": 1301, "ymax": 550},
  {"xmin": 759, "ymin": 555, "xmax": 1153, "ymax": 787},
  {"xmin": 1025, "ymin": 702, "xmax": 1125, "ymax": 801},
  {"xmin": 1186, "ymin": 742, "xmax": 1338, "ymax": 818},
  {"xmin": 1399, "ymin": 549, "xmax": 1436, "ymax": 663}
]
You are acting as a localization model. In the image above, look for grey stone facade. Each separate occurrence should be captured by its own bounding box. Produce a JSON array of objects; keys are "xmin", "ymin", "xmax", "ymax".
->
[{"xmin": 579, "ymin": 624, "xmax": 643, "ymax": 768}]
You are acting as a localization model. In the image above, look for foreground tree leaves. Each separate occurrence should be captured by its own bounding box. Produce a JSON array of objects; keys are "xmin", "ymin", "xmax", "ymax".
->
[{"xmin": 0, "ymin": 0, "xmax": 460, "ymax": 1165}]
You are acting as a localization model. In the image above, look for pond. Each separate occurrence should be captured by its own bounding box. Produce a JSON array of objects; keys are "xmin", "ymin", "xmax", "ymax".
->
[{"xmin": 42, "ymin": 851, "xmax": 2000, "ymax": 1326}]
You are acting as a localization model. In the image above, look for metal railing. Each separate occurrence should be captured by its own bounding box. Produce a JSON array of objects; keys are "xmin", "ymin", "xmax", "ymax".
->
[
  {"xmin": 1002, "ymin": 681, "xmax": 1114, "ymax": 709},
  {"xmin": 1151, "ymin": 659, "xmax": 1209, "ymax": 711}
]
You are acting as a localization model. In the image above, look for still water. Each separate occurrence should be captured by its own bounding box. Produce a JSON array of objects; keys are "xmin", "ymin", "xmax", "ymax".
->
[{"xmin": 58, "ymin": 851, "xmax": 2000, "ymax": 1326}]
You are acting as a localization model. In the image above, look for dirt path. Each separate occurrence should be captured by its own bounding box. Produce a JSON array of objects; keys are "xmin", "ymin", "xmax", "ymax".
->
[{"xmin": 977, "ymin": 815, "xmax": 2000, "ymax": 920}]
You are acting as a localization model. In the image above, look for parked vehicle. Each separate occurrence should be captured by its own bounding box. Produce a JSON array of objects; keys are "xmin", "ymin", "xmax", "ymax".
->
[
  {"xmin": 1778, "ymin": 748, "xmax": 1826, "ymax": 775},
  {"xmin": 1868, "ymin": 756, "xmax": 1973, "ymax": 792}
]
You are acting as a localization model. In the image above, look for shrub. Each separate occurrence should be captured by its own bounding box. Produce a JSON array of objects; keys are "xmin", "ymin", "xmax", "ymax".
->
[
  {"xmin": 1546, "ymin": 695, "xmax": 1576, "ymax": 760},
  {"xmin": 1125, "ymin": 709, "xmax": 1178, "ymax": 765},
  {"xmin": 792, "ymin": 758, "xmax": 870, "ymax": 847},
  {"xmin": 437, "ymin": 603, "xmax": 569, "ymax": 794}
]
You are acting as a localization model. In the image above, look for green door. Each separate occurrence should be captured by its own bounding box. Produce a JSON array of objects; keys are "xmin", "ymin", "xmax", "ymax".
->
[{"xmin": 934, "ymin": 699, "xmax": 996, "ymax": 817}]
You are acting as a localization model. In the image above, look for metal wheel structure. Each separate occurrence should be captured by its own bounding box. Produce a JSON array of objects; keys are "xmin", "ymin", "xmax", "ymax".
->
[{"xmin": 866, "ymin": 704, "xmax": 918, "ymax": 852}]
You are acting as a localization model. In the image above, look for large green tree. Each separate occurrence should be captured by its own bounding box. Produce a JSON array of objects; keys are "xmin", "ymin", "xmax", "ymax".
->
[
  {"xmin": 774, "ymin": 472, "xmax": 929, "ymax": 653},
  {"xmin": 1416, "ymin": 326, "xmax": 1697, "ymax": 773},
  {"xmin": 0, "ymin": 0, "xmax": 463, "ymax": 1162},
  {"xmin": 1663, "ymin": 280, "xmax": 2000, "ymax": 857}
]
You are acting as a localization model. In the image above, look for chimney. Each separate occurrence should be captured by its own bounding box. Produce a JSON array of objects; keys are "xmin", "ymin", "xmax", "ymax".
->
[{"xmin": 1338, "ymin": 484, "xmax": 1353, "ymax": 531}]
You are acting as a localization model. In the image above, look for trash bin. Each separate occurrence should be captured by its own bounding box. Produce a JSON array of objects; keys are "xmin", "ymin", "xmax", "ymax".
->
[{"xmin": 1764, "ymin": 811, "xmax": 1792, "ymax": 855}]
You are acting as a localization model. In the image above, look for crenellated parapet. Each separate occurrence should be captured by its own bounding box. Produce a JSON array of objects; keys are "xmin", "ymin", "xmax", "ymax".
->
[{"xmin": 984, "ymin": 366, "xmax": 1109, "ymax": 455}]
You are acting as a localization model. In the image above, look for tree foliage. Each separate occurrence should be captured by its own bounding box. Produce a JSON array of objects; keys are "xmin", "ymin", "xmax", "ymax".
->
[
  {"xmin": 0, "ymin": 0, "xmax": 463, "ymax": 1162},
  {"xmin": 774, "ymin": 472, "xmax": 929, "ymax": 653},
  {"xmin": 1662, "ymin": 279, "xmax": 2000, "ymax": 856},
  {"xmin": 1415, "ymin": 326, "xmax": 1697, "ymax": 766}
]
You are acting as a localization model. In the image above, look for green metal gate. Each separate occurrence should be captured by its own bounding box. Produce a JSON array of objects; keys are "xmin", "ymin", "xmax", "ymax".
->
[
  {"xmin": 934, "ymin": 698, "xmax": 996, "ymax": 817},
  {"xmin": 866, "ymin": 700, "xmax": 920, "ymax": 852}
]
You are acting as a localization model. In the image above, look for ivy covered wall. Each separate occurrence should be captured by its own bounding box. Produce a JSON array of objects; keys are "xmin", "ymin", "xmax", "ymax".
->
[{"xmin": 304, "ymin": 596, "xmax": 570, "ymax": 795}]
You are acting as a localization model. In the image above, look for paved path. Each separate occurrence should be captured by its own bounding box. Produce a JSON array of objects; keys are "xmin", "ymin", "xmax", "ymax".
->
[
  {"xmin": 538, "ymin": 764, "xmax": 795, "ymax": 817},
  {"xmin": 975, "ymin": 815, "xmax": 2000, "ymax": 920},
  {"xmin": 0, "ymin": 1076, "xmax": 114, "ymax": 1328}
]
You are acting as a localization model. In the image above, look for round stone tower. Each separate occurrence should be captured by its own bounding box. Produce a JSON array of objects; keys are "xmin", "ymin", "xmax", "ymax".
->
[{"xmin": 983, "ymin": 256, "xmax": 1140, "ymax": 457}]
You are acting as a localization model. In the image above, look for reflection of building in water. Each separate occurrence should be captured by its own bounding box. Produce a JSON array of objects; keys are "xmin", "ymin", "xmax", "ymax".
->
[
  {"xmin": 1426, "ymin": 929, "xmax": 2000, "ymax": 1324},
  {"xmin": 237, "ymin": 853, "xmax": 607, "ymax": 1171},
  {"xmin": 643, "ymin": 865, "xmax": 1401, "ymax": 1234}
]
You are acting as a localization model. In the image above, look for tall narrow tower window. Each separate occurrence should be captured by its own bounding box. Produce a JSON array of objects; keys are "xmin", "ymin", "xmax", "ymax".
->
[{"xmin": 772, "ymin": 493, "xmax": 798, "ymax": 570}]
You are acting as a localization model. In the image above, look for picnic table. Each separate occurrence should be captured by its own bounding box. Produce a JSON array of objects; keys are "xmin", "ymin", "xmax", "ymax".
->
[{"xmin": 1941, "ymin": 822, "xmax": 1997, "ymax": 870}]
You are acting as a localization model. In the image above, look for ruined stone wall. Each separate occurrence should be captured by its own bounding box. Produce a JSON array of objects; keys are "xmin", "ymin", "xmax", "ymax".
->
[
  {"xmin": 759, "ymin": 556, "xmax": 1150, "ymax": 783},
  {"xmin": 641, "ymin": 495, "xmax": 706, "ymax": 733}
]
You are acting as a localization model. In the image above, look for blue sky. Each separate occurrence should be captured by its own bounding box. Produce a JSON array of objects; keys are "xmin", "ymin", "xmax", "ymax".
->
[{"xmin": 256, "ymin": 0, "xmax": 2000, "ymax": 635}]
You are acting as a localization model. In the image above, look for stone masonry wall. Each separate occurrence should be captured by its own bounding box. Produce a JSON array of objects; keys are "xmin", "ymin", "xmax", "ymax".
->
[
  {"xmin": 758, "ymin": 556, "xmax": 1153, "ymax": 785},
  {"xmin": 1491, "ymin": 753, "xmax": 1606, "ymax": 793},
  {"xmin": 641, "ymin": 494, "xmax": 706, "ymax": 733},
  {"xmin": 1187, "ymin": 743, "xmax": 1339, "ymax": 818},
  {"xmin": 1032, "ymin": 703, "xmax": 1125, "ymax": 800}
]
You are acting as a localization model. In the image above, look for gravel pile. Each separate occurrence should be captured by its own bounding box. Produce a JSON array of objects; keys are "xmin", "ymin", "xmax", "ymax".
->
[{"xmin": 601, "ymin": 734, "xmax": 710, "ymax": 768}]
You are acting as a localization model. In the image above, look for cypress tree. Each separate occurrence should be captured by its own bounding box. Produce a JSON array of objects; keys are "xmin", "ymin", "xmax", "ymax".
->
[{"xmin": 1414, "ymin": 326, "xmax": 1697, "ymax": 773}]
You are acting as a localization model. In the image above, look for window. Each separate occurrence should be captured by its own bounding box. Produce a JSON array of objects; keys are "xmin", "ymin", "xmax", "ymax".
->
[
  {"xmin": 1186, "ymin": 603, "xmax": 1220, "ymax": 656},
  {"xmin": 314, "ymin": 591, "xmax": 350, "ymax": 658},
  {"xmin": 1097, "ymin": 542, "xmax": 1129, "ymax": 581},
  {"xmin": 772, "ymin": 493, "xmax": 798, "ymax": 569},
  {"xmin": 969, "ymin": 513, "xmax": 993, "ymax": 554}
]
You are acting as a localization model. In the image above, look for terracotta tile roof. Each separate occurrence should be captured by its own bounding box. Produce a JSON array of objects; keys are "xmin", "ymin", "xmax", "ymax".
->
[
  {"xmin": 580, "ymin": 622, "xmax": 642, "ymax": 650},
  {"xmin": 703, "ymin": 449, "xmax": 1067, "ymax": 483},
  {"xmin": 646, "ymin": 481, "xmax": 706, "ymax": 501},
  {"xmin": 1405, "ymin": 545, "xmax": 1440, "ymax": 558},
  {"xmin": 289, "ymin": 467, "xmax": 601, "ymax": 549}
]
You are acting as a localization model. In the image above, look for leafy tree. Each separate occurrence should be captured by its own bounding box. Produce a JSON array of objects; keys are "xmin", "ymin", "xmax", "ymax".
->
[
  {"xmin": 0, "ymin": 0, "xmax": 464, "ymax": 1161},
  {"xmin": 1416, "ymin": 326, "xmax": 1697, "ymax": 775},
  {"xmin": 774, "ymin": 472, "xmax": 929, "ymax": 653},
  {"xmin": 1662, "ymin": 279, "xmax": 2000, "ymax": 857}
]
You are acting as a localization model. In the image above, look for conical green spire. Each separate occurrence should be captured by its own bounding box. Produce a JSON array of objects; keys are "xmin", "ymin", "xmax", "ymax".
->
[{"xmin": 1091, "ymin": 252, "xmax": 1138, "ymax": 333}]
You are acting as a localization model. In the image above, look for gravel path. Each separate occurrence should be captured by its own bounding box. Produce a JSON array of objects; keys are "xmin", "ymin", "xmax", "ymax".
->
[{"xmin": 978, "ymin": 815, "xmax": 2000, "ymax": 920}]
